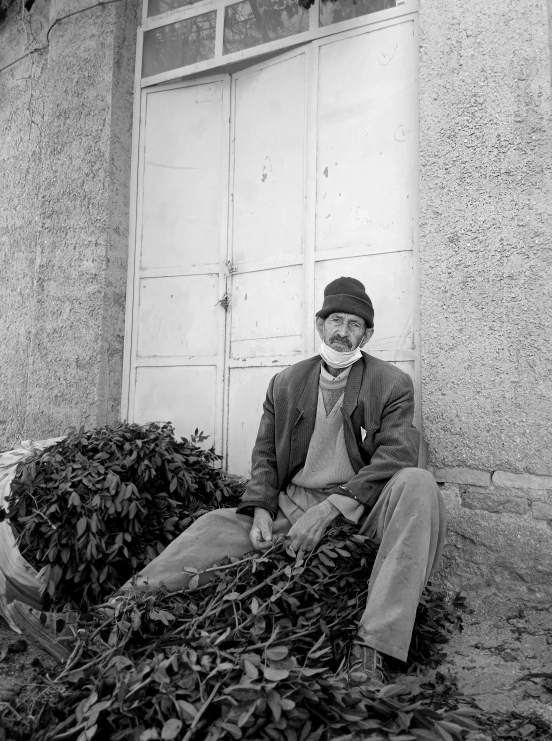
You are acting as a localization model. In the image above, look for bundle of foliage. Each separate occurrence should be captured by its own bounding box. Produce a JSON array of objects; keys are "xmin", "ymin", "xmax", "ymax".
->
[
  {"xmin": 5, "ymin": 422, "xmax": 243, "ymax": 611},
  {"xmin": 5, "ymin": 525, "xmax": 481, "ymax": 741}
]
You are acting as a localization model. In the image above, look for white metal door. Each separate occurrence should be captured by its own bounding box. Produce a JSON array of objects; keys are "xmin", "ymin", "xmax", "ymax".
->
[
  {"xmin": 225, "ymin": 48, "xmax": 310, "ymax": 473},
  {"xmin": 127, "ymin": 77, "xmax": 231, "ymax": 448},
  {"xmin": 311, "ymin": 19, "xmax": 418, "ymax": 381},
  {"xmin": 224, "ymin": 18, "xmax": 418, "ymax": 474}
]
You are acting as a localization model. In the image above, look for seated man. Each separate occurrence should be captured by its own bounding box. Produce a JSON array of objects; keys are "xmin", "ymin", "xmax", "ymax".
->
[{"xmin": 128, "ymin": 277, "xmax": 446, "ymax": 686}]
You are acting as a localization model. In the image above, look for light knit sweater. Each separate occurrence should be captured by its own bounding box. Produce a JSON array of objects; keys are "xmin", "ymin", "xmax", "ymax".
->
[{"xmin": 286, "ymin": 365, "xmax": 365, "ymax": 523}]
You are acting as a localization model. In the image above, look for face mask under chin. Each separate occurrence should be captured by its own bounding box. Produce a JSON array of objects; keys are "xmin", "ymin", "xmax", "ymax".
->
[{"xmin": 318, "ymin": 341, "xmax": 363, "ymax": 369}]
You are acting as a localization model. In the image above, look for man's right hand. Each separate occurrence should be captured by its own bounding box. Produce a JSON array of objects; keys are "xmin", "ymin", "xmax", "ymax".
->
[{"xmin": 250, "ymin": 507, "xmax": 273, "ymax": 551}]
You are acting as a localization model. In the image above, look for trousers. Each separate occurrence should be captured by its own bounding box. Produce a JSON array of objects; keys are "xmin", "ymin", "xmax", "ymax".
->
[{"xmin": 125, "ymin": 467, "xmax": 446, "ymax": 662}]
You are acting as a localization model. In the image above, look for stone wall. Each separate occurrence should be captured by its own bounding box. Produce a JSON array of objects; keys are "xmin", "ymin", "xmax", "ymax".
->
[
  {"xmin": 0, "ymin": 0, "xmax": 139, "ymax": 449},
  {"xmin": 419, "ymin": 0, "xmax": 552, "ymax": 599}
]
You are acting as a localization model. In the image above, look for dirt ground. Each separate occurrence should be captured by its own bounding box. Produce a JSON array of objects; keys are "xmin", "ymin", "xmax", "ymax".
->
[
  {"xmin": 0, "ymin": 593, "xmax": 550, "ymax": 738},
  {"xmin": 399, "ymin": 593, "xmax": 552, "ymax": 730},
  {"xmin": 0, "ymin": 617, "xmax": 58, "ymax": 727}
]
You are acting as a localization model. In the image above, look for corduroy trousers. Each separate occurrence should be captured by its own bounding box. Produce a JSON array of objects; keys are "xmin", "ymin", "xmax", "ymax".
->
[{"xmin": 124, "ymin": 467, "xmax": 446, "ymax": 662}]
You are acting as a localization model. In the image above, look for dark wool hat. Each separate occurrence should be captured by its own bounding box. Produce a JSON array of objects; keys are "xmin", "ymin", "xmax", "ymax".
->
[{"xmin": 316, "ymin": 277, "xmax": 374, "ymax": 328}]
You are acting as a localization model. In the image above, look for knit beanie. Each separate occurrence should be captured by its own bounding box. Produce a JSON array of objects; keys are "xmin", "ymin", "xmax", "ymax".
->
[{"xmin": 316, "ymin": 277, "xmax": 374, "ymax": 328}]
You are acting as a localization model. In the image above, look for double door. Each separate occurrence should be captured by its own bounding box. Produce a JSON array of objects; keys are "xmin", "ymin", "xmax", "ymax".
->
[{"xmin": 124, "ymin": 16, "xmax": 418, "ymax": 475}]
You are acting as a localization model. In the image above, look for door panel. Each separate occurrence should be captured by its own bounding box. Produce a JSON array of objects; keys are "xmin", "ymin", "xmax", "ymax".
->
[
  {"xmin": 314, "ymin": 251, "xmax": 413, "ymax": 353},
  {"xmin": 231, "ymin": 53, "xmax": 307, "ymax": 264},
  {"xmin": 137, "ymin": 274, "xmax": 220, "ymax": 358},
  {"xmin": 226, "ymin": 366, "xmax": 287, "ymax": 475},
  {"xmin": 141, "ymin": 82, "xmax": 226, "ymax": 270},
  {"xmin": 315, "ymin": 22, "xmax": 416, "ymax": 254},
  {"xmin": 135, "ymin": 366, "xmax": 217, "ymax": 441},
  {"xmin": 129, "ymin": 77, "xmax": 230, "ymax": 449},
  {"xmin": 230, "ymin": 266, "xmax": 303, "ymax": 359},
  {"xmin": 224, "ymin": 48, "xmax": 310, "ymax": 472}
]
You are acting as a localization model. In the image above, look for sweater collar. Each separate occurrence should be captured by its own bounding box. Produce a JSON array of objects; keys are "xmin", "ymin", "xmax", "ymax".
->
[{"xmin": 320, "ymin": 363, "xmax": 352, "ymax": 383}]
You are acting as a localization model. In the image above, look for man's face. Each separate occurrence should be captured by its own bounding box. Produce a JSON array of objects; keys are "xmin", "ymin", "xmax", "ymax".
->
[{"xmin": 316, "ymin": 313, "xmax": 373, "ymax": 352}]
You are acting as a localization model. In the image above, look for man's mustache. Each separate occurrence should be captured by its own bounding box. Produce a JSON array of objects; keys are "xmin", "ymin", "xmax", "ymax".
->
[{"xmin": 330, "ymin": 334, "xmax": 352, "ymax": 348}]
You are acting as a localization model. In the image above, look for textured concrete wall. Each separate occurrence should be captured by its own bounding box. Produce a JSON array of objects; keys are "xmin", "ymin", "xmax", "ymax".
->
[
  {"xmin": 0, "ymin": 0, "xmax": 139, "ymax": 448},
  {"xmin": 419, "ymin": 0, "xmax": 552, "ymax": 599},
  {"xmin": 419, "ymin": 0, "xmax": 552, "ymax": 476}
]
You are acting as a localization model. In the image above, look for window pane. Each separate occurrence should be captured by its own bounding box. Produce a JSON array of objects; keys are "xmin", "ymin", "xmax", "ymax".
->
[
  {"xmin": 224, "ymin": 0, "xmax": 309, "ymax": 55},
  {"xmin": 142, "ymin": 12, "xmax": 216, "ymax": 77},
  {"xmin": 320, "ymin": 0, "xmax": 396, "ymax": 26},
  {"xmin": 147, "ymin": 0, "xmax": 203, "ymax": 18}
]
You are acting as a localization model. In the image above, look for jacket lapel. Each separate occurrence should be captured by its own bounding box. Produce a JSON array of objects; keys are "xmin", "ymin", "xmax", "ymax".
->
[
  {"xmin": 342, "ymin": 358, "xmax": 365, "ymax": 472},
  {"xmin": 343, "ymin": 357, "xmax": 363, "ymax": 417},
  {"xmin": 289, "ymin": 361, "xmax": 320, "ymax": 476}
]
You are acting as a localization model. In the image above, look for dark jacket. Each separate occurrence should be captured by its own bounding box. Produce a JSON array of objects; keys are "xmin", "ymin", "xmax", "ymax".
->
[{"xmin": 236, "ymin": 353, "xmax": 420, "ymax": 518}]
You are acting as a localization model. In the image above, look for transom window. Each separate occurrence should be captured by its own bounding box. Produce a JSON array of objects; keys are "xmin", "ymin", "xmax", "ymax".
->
[{"xmin": 141, "ymin": 0, "xmax": 407, "ymax": 83}]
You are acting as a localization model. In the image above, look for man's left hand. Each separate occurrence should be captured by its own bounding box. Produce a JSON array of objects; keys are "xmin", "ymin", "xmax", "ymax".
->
[{"xmin": 287, "ymin": 500, "xmax": 340, "ymax": 553}]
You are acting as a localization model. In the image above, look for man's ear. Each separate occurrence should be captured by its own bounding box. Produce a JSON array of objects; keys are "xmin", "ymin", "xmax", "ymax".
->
[
  {"xmin": 360, "ymin": 327, "xmax": 374, "ymax": 347},
  {"xmin": 315, "ymin": 316, "xmax": 325, "ymax": 342}
]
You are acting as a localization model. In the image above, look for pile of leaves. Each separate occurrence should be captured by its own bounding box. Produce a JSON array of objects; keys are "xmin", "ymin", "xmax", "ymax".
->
[
  {"xmin": 5, "ymin": 423, "xmax": 242, "ymax": 611},
  {"xmin": 3, "ymin": 422, "xmax": 551, "ymax": 740},
  {"xmin": 3, "ymin": 525, "xmax": 481, "ymax": 741}
]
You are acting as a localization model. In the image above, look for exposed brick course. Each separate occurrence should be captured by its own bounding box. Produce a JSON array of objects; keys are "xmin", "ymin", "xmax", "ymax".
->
[
  {"xmin": 461, "ymin": 487, "xmax": 529, "ymax": 515},
  {"xmin": 531, "ymin": 502, "xmax": 552, "ymax": 521},
  {"xmin": 492, "ymin": 471, "xmax": 552, "ymax": 490},
  {"xmin": 430, "ymin": 467, "xmax": 492, "ymax": 487}
]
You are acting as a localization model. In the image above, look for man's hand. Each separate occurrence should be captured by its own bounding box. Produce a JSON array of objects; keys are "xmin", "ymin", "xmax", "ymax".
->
[
  {"xmin": 250, "ymin": 507, "xmax": 274, "ymax": 551},
  {"xmin": 287, "ymin": 500, "xmax": 340, "ymax": 553}
]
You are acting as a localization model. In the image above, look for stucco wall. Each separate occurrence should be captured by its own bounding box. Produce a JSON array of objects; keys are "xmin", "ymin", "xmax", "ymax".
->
[
  {"xmin": 0, "ymin": 0, "xmax": 139, "ymax": 448},
  {"xmin": 419, "ymin": 0, "xmax": 552, "ymax": 476},
  {"xmin": 419, "ymin": 0, "xmax": 552, "ymax": 599}
]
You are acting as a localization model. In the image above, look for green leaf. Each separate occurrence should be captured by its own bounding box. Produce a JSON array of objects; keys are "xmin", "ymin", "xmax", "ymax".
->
[
  {"xmin": 149, "ymin": 610, "xmax": 175, "ymax": 626},
  {"xmin": 263, "ymin": 666, "xmax": 289, "ymax": 681},
  {"xmin": 267, "ymin": 689, "xmax": 282, "ymax": 721},
  {"xmin": 176, "ymin": 700, "xmax": 197, "ymax": 720},
  {"xmin": 69, "ymin": 491, "xmax": 82, "ymax": 508},
  {"xmin": 161, "ymin": 718, "xmax": 182, "ymax": 740},
  {"xmin": 76, "ymin": 724, "xmax": 97, "ymax": 741},
  {"xmin": 139, "ymin": 731, "xmax": 159, "ymax": 741},
  {"xmin": 219, "ymin": 723, "xmax": 242, "ymax": 740},
  {"xmin": 77, "ymin": 517, "xmax": 87, "ymax": 537},
  {"xmin": 266, "ymin": 646, "xmax": 289, "ymax": 661},
  {"xmin": 243, "ymin": 659, "xmax": 258, "ymax": 680}
]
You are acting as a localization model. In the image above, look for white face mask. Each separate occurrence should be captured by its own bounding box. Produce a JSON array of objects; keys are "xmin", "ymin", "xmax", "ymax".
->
[{"xmin": 318, "ymin": 341, "xmax": 363, "ymax": 369}]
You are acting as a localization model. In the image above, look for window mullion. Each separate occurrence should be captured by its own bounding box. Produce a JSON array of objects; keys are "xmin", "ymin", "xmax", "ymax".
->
[
  {"xmin": 309, "ymin": 0, "xmax": 319, "ymax": 32},
  {"xmin": 215, "ymin": 4, "xmax": 224, "ymax": 59}
]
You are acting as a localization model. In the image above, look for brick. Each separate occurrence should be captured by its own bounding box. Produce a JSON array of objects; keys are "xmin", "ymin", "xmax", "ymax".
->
[
  {"xmin": 531, "ymin": 502, "xmax": 552, "ymax": 521},
  {"xmin": 431, "ymin": 467, "xmax": 491, "ymax": 487},
  {"xmin": 492, "ymin": 471, "xmax": 552, "ymax": 490},
  {"xmin": 461, "ymin": 487, "xmax": 529, "ymax": 515}
]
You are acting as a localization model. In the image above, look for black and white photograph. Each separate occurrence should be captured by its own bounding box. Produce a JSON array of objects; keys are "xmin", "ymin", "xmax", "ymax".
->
[{"xmin": 0, "ymin": 1, "xmax": 551, "ymax": 739}]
